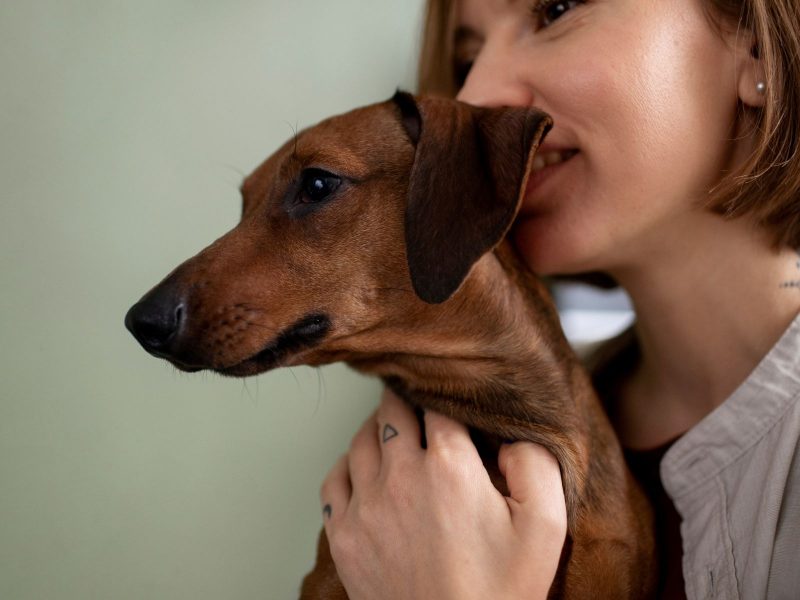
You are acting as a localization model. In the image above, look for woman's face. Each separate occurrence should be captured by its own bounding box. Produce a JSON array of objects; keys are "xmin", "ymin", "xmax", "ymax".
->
[{"xmin": 454, "ymin": 0, "xmax": 752, "ymax": 275}]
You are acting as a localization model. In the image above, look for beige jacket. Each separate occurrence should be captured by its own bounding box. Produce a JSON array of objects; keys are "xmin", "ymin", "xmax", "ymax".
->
[
  {"xmin": 588, "ymin": 315, "xmax": 800, "ymax": 599},
  {"xmin": 660, "ymin": 315, "xmax": 800, "ymax": 599}
]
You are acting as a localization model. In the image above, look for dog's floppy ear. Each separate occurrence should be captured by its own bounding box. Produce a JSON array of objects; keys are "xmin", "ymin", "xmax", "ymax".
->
[{"xmin": 391, "ymin": 91, "xmax": 552, "ymax": 304}]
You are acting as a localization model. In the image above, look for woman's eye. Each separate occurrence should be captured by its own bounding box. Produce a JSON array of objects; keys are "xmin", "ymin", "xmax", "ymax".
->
[
  {"xmin": 299, "ymin": 169, "xmax": 341, "ymax": 203},
  {"xmin": 532, "ymin": 0, "xmax": 584, "ymax": 28}
]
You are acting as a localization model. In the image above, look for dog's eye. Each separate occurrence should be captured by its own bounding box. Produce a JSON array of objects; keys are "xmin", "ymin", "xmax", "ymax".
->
[{"xmin": 299, "ymin": 169, "xmax": 341, "ymax": 203}]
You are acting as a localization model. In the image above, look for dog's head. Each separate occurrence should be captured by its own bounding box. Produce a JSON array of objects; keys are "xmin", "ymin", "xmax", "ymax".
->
[{"xmin": 125, "ymin": 93, "xmax": 551, "ymax": 376}]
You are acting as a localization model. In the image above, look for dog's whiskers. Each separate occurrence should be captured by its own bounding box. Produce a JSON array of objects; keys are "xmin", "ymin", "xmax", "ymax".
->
[
  {"xmin": 313, "ymin": 367, "xmax": 326, "ymax": 417},
  {"xmin": 284, "ymin": 121, "xmax": 300, "ymax": 158},
  {"xmin": 217, "ymin": 162, "xmax": 247, "ymax": 181},
  {"xmin": 287, "ymin": 366, "xmax": 302, "ymax": 390},
  {"xmin": 240, "ymin": 378, "xmax": 258, "ymax": 405}
]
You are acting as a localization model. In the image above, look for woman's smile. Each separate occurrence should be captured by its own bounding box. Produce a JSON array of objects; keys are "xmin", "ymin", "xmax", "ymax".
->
[{"xmin": 523, "ymin": 145, "xmax": 579, "ymax": 209}]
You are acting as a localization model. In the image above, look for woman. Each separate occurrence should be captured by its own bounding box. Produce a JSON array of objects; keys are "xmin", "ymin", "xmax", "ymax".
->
[{"xmin": 320, "ymin": 0, "xmax": 800, "ymax": 597}]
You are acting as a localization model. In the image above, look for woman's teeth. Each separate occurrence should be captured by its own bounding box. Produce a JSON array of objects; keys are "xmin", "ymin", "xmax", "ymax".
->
[{"xmin": 532, "ymin": 150, "xmax": 577, "ymax": 172}]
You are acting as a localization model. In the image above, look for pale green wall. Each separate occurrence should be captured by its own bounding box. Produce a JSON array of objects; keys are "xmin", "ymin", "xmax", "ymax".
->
[{"xmin": 0, "ymin": 1, "xmax": 424, "ymax": 597}]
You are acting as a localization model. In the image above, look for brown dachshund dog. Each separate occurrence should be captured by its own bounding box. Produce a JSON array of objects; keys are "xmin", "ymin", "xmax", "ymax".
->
[{"xmin": 125, "ymin": 92, "xmax": 656, "ymax": 598}]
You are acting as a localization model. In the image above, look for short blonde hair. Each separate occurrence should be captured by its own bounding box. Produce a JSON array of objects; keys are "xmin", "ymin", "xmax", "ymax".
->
[{"xmin": 417, "ymin": 0, "xmax": 800, "ymax": 248}]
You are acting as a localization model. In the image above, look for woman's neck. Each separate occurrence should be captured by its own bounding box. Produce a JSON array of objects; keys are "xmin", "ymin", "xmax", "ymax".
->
[{"xmin": 611, "ymin": 212, "xmax": 800, "ymax": 448}]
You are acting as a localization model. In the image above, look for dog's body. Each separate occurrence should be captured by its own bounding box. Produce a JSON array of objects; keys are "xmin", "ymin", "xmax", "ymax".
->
[{"xmin": 126, "ymin": 93, "xmax": 656, "ymax": 598}]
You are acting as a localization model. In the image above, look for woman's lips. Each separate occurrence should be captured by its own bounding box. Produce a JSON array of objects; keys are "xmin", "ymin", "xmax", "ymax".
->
[{"xmin": 523, "ymin": 149, "xmax": 579, "ymax": 207}]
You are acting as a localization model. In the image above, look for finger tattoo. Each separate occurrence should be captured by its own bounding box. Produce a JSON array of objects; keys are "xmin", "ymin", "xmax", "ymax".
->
[
  {"xmin": 323, "ymin": 504, "xmax": 332, "ymax": 519},
  {"xmin": 382, "ymin": 423, "xmax": 399, "ymax": 443}
]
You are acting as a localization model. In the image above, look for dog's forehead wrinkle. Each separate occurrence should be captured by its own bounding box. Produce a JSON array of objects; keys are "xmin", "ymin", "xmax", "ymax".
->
[
  {"xmin": 240, "ymin": 139, "xmax": 298, "ymax": 207},
  {"xmin": 290, "ymin": 140, "xmax": 370, "ymax": 179},
  {"xmin": 276, "ymin": 151, "xmax": 303, "ymax": 182},
  {"xmin": 307, "ymin": 106, "xmax": 412, "ymax": 162}
]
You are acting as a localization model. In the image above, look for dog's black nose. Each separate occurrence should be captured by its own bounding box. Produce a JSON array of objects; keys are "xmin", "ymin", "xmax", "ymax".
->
[{"xmin": 125, "ymin": 297, "xmax": 184, "ymax": 354}]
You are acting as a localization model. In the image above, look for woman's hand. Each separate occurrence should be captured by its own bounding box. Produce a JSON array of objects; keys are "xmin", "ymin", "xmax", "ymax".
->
[{"xmin": 320, "ymin": 388, "xmax": 567, "ymax": 600}]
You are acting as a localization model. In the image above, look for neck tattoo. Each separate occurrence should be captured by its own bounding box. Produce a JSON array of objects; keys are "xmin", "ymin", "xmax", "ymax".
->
[{"xmin": 780, "ymin": 252, "xmax": 800, "ymax": 290}]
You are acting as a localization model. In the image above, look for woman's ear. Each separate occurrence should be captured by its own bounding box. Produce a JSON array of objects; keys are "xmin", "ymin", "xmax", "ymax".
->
[{"xmin": 737, "ymin": 37, "xmax": 766, "ymax": 108}]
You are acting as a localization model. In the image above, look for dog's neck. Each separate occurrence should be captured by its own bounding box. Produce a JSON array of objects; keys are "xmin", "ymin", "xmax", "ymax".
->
[
  {"xmin": 348, "ymin": 242, "xmax": 574, "ymax": 405},
  {"xmin": 342, "ymin": 241, "xmax": 591, "ymax": 517}
]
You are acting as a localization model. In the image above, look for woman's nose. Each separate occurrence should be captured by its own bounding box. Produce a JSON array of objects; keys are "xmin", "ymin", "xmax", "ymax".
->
[{"xmin": 455, "ymin": 47, "xmax": 534, "ymax": 107}]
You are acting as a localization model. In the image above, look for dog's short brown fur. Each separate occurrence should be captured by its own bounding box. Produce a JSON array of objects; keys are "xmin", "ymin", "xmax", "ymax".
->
[{"xmin": 126, "ymin": 93, "xmax": 656, "ymax": 598}]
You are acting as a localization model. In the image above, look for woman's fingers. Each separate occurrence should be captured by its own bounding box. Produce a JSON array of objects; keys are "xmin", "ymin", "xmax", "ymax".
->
[
  {"xmin": 498, "ymin": 441, "xmax": 567, "ymax": 593},
  {"xmin": 498, "ymin": 441, "xmax": 567, "ymax": 536},
  {"xmin": 321, "ymin": 404, "xmax": 567, "ymax": 599},
  {"xmin": 347, "ymin": 411, "xmax": 381, "ymax": 491},
  {"xmin": 424, "ymin": 408, "xmax": 481, "ymax": 459},
  {"xmin": 375, "ymin": 388, "xmax": 424, "ymax": 471},
  {"xmin": 320, "ymin": 454, "xmax": 351, "ymax": 528}
]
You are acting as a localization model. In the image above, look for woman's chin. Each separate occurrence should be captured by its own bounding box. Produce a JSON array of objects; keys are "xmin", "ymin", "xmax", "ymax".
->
[
  {"xmin": 511, "ymin": 217, "xmax": 558, "ymax": 273},
  {"xmin": 511, "ymin": 218, "xmax": 595, "ymax": 277}
]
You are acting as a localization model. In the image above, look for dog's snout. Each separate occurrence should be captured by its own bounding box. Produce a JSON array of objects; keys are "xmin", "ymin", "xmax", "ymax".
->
[{"xmin": 125, "ymin": 295, "xmax": 185, "ymax": 355}]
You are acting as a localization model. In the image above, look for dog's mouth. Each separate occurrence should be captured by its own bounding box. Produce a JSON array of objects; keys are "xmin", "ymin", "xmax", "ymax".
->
[{"xmin": 212, "ymin": 313, "xmax": 332, "ymax": 377}]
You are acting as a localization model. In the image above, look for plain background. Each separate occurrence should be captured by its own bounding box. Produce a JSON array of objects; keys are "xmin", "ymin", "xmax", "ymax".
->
[{"xmin": 0, "ymin": 1, "xmax": 424, "ymax": 598}]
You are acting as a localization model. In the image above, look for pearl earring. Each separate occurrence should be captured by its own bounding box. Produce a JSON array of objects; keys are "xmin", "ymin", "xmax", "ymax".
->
[{"xmin": 756, "ymin": 81, "xmax": 766, "ymax": 95}]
